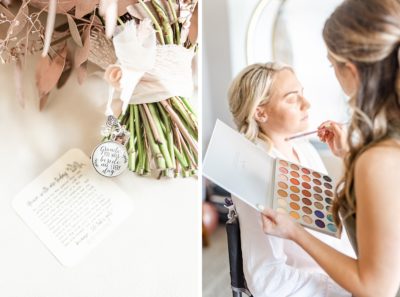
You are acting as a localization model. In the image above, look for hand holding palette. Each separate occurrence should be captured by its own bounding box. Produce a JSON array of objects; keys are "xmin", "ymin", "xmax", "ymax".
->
[
  {"xmin": 203, "ymin": 120, "xmax": 339, "ymax": 238},
  {"xmin": 272, "ymin": 158, "xmax": 338, "ymax": 237}
]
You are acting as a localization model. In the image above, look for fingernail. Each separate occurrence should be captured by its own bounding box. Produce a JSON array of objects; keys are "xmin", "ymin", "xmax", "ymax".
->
[{"xmin": 256, "ymin": 204, "xmax": 265, "ymax": 211}]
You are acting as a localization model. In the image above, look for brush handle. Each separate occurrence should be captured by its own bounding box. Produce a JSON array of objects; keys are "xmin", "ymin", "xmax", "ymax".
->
[
  {"xmin": 285, "ymin": 122, "xmax": 347, "ymax": 141},
  {"xmin": 285, "ymin": 130, "xmax": 318, "ymax": 141}
]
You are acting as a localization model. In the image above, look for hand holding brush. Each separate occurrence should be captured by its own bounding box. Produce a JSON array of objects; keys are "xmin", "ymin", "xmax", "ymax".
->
[
  {"xmin": 285, "ymin": 121, "xmax": 349, "ymax": 158},
  {"xmin": 317, "ymin": 121, "xmax": 349, "ymax": 158}
]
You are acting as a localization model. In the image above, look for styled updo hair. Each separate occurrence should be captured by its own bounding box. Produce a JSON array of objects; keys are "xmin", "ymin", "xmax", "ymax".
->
[
  {"xmin": 227, "ymin": 62, "xmax": 293, "ymax": 142},
  {"xmin": 323, "ymin": 0, "xmax": 400, "ymax": 228}
]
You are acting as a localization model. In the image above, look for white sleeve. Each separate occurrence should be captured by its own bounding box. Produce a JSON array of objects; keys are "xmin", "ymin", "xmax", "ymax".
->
[
  {"xmin": 248, "ymin": 262, "xmax": 351, "ymax": 297},
  {"xmin": 293, "ymin": 140, "xmax": 329, "ymax": 174},
  {"xmin": 233, "ymin": 197, "xmax": 351, "ymax": 297}
]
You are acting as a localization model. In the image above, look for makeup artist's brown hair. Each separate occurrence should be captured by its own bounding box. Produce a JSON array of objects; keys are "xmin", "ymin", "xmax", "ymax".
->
[
  {"xmin": 228, "ymin": 62, "xmax": 293, "ymax": 141},
  {"xmin": 323, "ymin": 0, "xmax": 400, "ymax": 228}
]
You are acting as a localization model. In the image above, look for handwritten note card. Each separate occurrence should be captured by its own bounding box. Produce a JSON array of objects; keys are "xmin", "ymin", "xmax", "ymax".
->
[{"xmin": 13, "ymin": 148, "xmax": 133, "ymax": 267}]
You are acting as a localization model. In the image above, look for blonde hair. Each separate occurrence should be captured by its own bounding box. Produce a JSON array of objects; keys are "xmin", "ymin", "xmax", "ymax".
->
[
  {"xmin": 227, "ymin": 62, "xmax": 293, "ymax": 142},
  {"xmin": 323, "ymin": 0, "xmax": 400, "ymax": 229}
]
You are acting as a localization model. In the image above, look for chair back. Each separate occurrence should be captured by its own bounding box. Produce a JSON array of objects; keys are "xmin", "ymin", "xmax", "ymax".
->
[{"xmin": 225, "ymin": 198, "xmax": 253, "ymax": 297}]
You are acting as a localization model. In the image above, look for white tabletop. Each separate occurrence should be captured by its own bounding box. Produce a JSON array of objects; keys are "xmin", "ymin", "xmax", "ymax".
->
[{"xmin": 0, "ymin": 57, "xmax": 199, "ymax": 297}]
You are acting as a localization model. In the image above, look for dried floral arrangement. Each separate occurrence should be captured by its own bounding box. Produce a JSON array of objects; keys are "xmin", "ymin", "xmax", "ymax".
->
[{"xmin": 0, "ymin": 0, "xmax": 198, "ymax": 178}]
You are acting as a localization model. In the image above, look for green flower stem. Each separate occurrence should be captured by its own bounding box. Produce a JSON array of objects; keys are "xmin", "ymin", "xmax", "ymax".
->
[
  {"xmin": 166, "ymin": 0, "xmax": 180, "ymax": 44},
  {"xmin": 173, "ymin": 146, "xmax": 189, "ymax": 169},
  {"xmin": 175, "ymin": 160, "xmax": 181, "ymax": 177},
  {"xmin": 174, "ymin": 123, "xmax": 188, "ymax": 174},
  {"xmin": 133, "ymin": 104, "xmax": 145, "ymax": 174},
  {"xmin": 178, "ymin": 112, "xmax": 197, "ymax": 139},
  {"xmin": 128, "ymin": 105, "xmax": 136, "ymax": 171},
  {"xmin": 172, "ymin": 123, "xmax": 183, "ymax": 172},
  {"xmin": 117, "ymin": 17, "xmax": 125, "ymax": 27},
  {"xmin": 171, "ymin": 96, "xmax": 197, "ymax": 133},
  {"xmin": 159, "ymin": 119, "xmax": 167, "ymax": 135},
  {"xmin": 179, "ymin": 131, "xmax": 197, "ymax": 169},
  {"xmin": 138, "ymin": 0, "xmax": 165, "ymax": 45},
  {"xmin": 179, "ymin": 96, "xmax": 196, "ymax": 115},
  {"xmin": 170, "ymin": 99, "xmax": 197, "ymax": 139},
  {"xmin": 144, "ymin": 152, "xmax": 149, "ymax": 174},
  {"xmin": 190, "ymin": 145, "xmax": 198, "ymax": 164},
  {"xmin": 148, "ymin": 103, "xmax": 174, "ymax": 168},
  {"xmin": 142, "ymin": 104, "xmax": 163, "ymax": 144},
  {"xmin": 175, "ymin": 96, "xmax": 198, "ymax": 129},
  {"xmin": 180, "ymin": 133, "xmax": 192, "ymax": 170},
  {"xmin": 157, "ymin": 102, "xmax": 175, "ymax": 163},
  {"xmin": 174, "ymin": 108, "xmax": 197, "ymax": 140},
  {"xmin": 142, "ymin": 125, "xmax": 151, "ymax": 174},
  {"xmin": 139, "ymin": 105, "xmax": 166, "ymax": 170},
  {"xmin": 151, "ymin": 0, "xmax": 174, "ymax": 44},
  {"xmin": 160, "ymin": 100, "xmax": 198, "ymax": 155}
]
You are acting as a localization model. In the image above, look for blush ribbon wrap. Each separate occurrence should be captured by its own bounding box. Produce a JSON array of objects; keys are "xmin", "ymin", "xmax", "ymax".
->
[{"xmin": 104, "ymin": 19, "xmax": 194, "ymax": 115}]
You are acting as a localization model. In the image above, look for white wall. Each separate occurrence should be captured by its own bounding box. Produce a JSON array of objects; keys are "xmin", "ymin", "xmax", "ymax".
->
[{"xmin": 202, "ymin": 0, "xmax": 234, "ymax": 154}]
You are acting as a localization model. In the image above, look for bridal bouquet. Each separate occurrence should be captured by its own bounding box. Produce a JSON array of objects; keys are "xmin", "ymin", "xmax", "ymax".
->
[{"xmin": 0, "ymin": 0, "xmax": 198, "ymax": 178}]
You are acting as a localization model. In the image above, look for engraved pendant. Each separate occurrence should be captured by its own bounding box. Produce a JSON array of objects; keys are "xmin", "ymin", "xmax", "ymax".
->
[
  {"xmin": 91, "ymin": 141, "xmax": 128, "ymax": 177},
  {"xmin": 91, "ymin": 116, "xmax": 130, "ymax": 177}
]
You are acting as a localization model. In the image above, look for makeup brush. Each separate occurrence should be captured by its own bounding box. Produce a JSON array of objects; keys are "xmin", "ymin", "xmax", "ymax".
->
[
  {"xmin": 285, "ymin": 122, "xmax": 347, "ymax": 141},
  {"xmin": 284, "ymin": 130, "xmax": 319, "ymax": 141}
]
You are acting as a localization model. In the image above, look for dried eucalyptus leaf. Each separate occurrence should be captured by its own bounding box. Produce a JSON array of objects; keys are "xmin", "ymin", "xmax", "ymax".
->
[
  {"xmin": 90, "ymin": 14, "xmax": 103, "ymax": 26},
  {"xmin": 76, "ymin": 62, "xmax": 87, "ymax": 84},
  {"xmin": 74, "ymin": 25, "xmax": 91, "ymax": 84},
  {"xmin": 36, "ymin": 44, "xmax": 67, "ymax": 109},
  {"xmin": 66, "ymin": 14, "xmax": 82, "ymax": 47},
  {"xmin": 75, "ymin": 0, "xmax": 98, "ymax": 18},
  {"xmin": 30, "ymin": 0, "xmax": 76, "ymax": 13},
  {"xmin": 39, "ymin": 93, "xmax": 49, "ymax": 111},
  {"xmin": 57, "ymin": 66, "xmax": 72, "ymax": 88},
  {"xmin": 74, "ymin": 24, "xmax": 91, "ymax": 69}
]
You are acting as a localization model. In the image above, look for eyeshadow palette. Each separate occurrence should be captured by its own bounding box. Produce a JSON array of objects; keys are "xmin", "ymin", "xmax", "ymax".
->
[
  {"xmin": 272, "ymin": 158, "xmax": 338, "ymax": 237},
  {"xmin": 203, "ymin": 120, "xmax": 339, "ymax": 238}
]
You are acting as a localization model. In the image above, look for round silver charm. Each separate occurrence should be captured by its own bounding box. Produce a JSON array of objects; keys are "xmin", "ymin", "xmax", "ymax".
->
[{"xmin": 91, "ymin": 141, "xmax": 128, "ymax": 177}]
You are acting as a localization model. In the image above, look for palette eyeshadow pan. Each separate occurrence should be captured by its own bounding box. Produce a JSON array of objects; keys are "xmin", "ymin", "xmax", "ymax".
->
[{"xmin": 272, "ymin": 158, "xmax": 338, "ymax": 237}]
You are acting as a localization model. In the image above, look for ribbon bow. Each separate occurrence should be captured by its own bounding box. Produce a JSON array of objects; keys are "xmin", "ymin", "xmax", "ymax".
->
[{"xmin": 104, "ymin": 19, "xmax": 194, "ymax": 116}]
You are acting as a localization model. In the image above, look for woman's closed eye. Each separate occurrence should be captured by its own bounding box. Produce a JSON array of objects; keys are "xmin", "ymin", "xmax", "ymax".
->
[
  {"xmin": 285, "ymin": 92, "xmax": 302, "ymax": 103},
  {"xmin": 283, "ymin": 87, "xmax": 304, "ymax": 103}
]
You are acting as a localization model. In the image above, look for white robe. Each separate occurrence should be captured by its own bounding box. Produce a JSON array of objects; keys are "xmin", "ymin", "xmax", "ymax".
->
[{"xmin": 232, "ymin": 139, "xmax": 356, "ymax": 297}]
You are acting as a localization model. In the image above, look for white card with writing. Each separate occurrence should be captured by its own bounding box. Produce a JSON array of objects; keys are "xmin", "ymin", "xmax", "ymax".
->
[{"xmin": 12, "ymin": 148, "xmax": 133, "ymax": 267}]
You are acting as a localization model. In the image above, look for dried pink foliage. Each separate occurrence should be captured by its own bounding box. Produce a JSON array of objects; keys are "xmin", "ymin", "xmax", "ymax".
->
[
  {"xmin": 0, "ymin": 0, "xmax": 198, "ymax": 111},
  {"xmin": 74, "ymin": 25, "xmax": 91, "ymax": 84},
  {"xmin": 75, "ymin": 0, "xmax": 98, "ymax": 18},
  {"xmin": 29, "ymin": 0, "xmax": 76, "ymax": 13},
  {"xmin": 36, "ymin": 44, "xmax": 68, "ymax": 109}
]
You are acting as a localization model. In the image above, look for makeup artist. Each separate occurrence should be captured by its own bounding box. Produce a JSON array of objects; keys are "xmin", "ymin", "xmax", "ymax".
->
[{"xmin": 260, "ymin": 0, "xmax": 400, "ymax": 296}]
